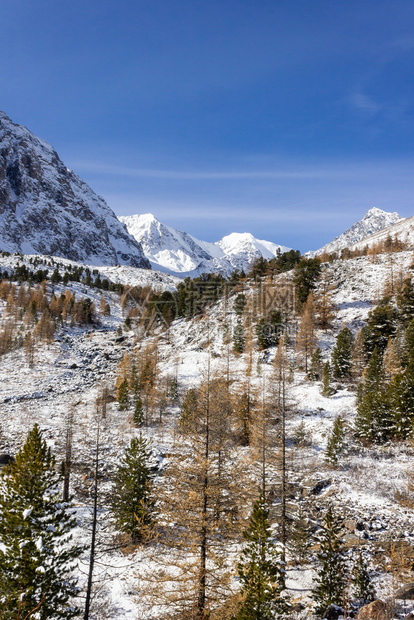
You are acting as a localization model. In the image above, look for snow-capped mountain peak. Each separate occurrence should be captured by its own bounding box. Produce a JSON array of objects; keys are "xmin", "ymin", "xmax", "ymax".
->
[
  {"xmin": 307, "ymin": 207, "xmax": 404, "ymax": 256},
  {"xmin": 119, "ymin": 214, "xmax": 291, "ymax": 277},
  {"xmin": 0, "ymin": 111, "xmax": 150, "ymax": 268},
  {"xmin": 217, "ymin": 232, "xmax": 289, "ymax": 259}
]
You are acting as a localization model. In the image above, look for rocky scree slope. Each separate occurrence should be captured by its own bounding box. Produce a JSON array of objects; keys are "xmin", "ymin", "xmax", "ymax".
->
[
  {"xmin": 0, "ymin": 110, "xmax": 150, "ymax": 268},
  {"xmin": 119, "ymin": 212, "xmax": 291, "ymax": 277}
]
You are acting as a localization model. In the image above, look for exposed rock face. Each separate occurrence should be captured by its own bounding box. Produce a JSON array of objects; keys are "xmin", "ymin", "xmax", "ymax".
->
[
  {"xmin": 0, "ymin": 111, "xmax": 150, "ymax": 268},
  {"xmin": 357, "ymin": 600, "xmax": 390, "ymax": 620},
  {"xmin": 395, "ymin": 582, "xmax": 414, "ymax": 600}
]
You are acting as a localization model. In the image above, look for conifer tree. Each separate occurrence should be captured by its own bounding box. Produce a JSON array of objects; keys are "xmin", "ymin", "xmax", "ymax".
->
[
  {"xmin": 153, "ymin": 371, "xmax": 251, "ymax": 619},
  {"xmin": 383, "ymin": 337, "xmax": 403, "ymax": 382},
  {"xmin": 233, "ymin": 319, "xmax": 246, "ymax": 353},
  {"xmin": 314, "ymin": 269, "xmax": 337, "ymax": 331},
  {"xmin": 133, "ymin": 396, "xmax": 145, "ymax": 427},
  {"xmin": 397, "ymin": 277, "xmax": 414, "ymax": 325},
  {"xmin": 321, "ymin": 361, "xmax": 333, "ymax": 397},
  {"xmin": 309, "ymin": 347, "xmax": 323, "ymax": 381},
  {"xmin": 351, "ymin": 328, "xmax": 367, "ymax": 383},
  {"xmin": 362, "ymin": 300, "xmax": 396, "ymax": 357},
  {"xmin": 234, "ymin": 293, "xmax": 247, "ymax": 316},
  {"xmin": 312, "ymin": 506, "xmax": 347, "ymax": 617},
  {"xmin": 0, "ymin": 424, "xmax": 82, "ymax": 620},
  {"xmin": 331, "ymin": 327, "xmax": 354, "ymax": 380},
  {"xmin": 386, "ymin": 365, "xmax": 414, "ymax": 439},
  {"xmin": 351, "ymin": 551, "xmax": 375, "ymax": 607},
  {"xmin": 234, "ymin": 384, "xmax": 257, "ymax": 446},
  {"xmin": 169, "ymin": 376, "xmax": 179, "ymax": 403},
  {"xmin": 293, "ymin": 257, "xmax": 322, "ymax": 308},
  {"xmin": 360, "ymin": 346, "xmax": 384, "ymax": 397},
  {"xmin": 355, "ymin": 389, "xmax": 390, "ymax": 444},
  {"xmin": 405, "ymin": 318, "xmax": 414, "ymax": 366},
  {"xmin": 235, "ymin": 496, "xmax": 288, "ymax": 620},
  {"xmin": 296, "ymin": 292, "xmax": 316, "ymax": 372},
  {"xmin": 117, "ymin": 377, "xmax": 130, "ymax": 410},
  {"xmin": 271, "ymin": 336, "xmax": 292, "ymax": 573},
  {"xmin": 111, "ymin": 433, "xmax": 155, "ymax": 542},
  {"xmin": 288, "ymin": 501, "xmax": 313, "ymax": 566},
  {"xmin": 325, "ymin": 416, "xmax": 346, "ymax": 465},
  {"xmin": 355, "ymin": 347, "xmax": 391, "ymax": 443}
]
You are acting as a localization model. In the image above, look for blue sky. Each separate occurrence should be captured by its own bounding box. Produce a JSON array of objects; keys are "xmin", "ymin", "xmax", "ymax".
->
[{"xmin": 1, "ymin": 0, "xmax": 414, "ymax": 251}]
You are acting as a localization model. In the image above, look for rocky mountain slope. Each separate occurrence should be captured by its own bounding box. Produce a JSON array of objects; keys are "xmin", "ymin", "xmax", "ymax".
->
[
  {"xmin": 0, "ymin": 111, "xmax": 150, "ymax": 268},
  {"xmin": 349, "ymin": 213, "xmax": 414, "ymax": 252},
  {"xmin": 119, "ymin": 213, "xmax": 290, "ymax": 277},
  {"xmin": 307, "ymin": 207, "xmax": 403, "ymax": 256}
]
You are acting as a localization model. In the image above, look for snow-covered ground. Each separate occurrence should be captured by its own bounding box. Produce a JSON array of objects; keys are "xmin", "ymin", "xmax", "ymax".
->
[{"xmin": 1, "ymin": 249, "xmax": 414, "ymax": 618}]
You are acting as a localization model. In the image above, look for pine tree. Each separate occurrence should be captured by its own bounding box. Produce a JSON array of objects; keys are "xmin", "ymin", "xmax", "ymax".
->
[
  {"xmin": 117, "ymin": 377, "xmax": 130, "ymax": 410},
  {"xmin": 355, "ymin": 347, "xmax": 391, "ymax": 443},
  {"xmin": 235, "ymin": 496, "xmax": 288, "ymax": 620},
  {"xmin": 233, "ymin": 319, "xmax": 246, "ymax": 353},
  {"xmin": 309, "ymin": 347, "xmax": 323, "ymax": 381},
  {"xmin": 133, "ymin": 396, "xmax": 145, "ymax": 427},
  {"xmin": 312, "ymin": 506, "xmax": 347, "ymax": 617},
  {"xmin": 397, "ymin": 277, "xmax": 414, "ymax": 325},
  {"xmin": 386, "ymin": 365, "xmax": 414, "ymax": 440},
  {"xmin": 360, "ymin": 346, "xmax": 384, "ymax": 396},
  {"xmin": 325, "ymin": 416, "xmax": 346, "ymax": 465},
  {"xmin": 256, "ymin": 319, "xmax": 272, "ymax": 350},
  {"xmin": 351, "ymin": 551, "xmax": 375, "ymax": 607},
  {"xmin": 0, "ymin": 424, "xmax": 82, "ymax": 620},
  {"xmin": 234, "ymin": 293, "xmax": 247, "ymax": 316},
  {"xmin": 383, "ymin": 337, "xmax": 403, "ymax": 382},
  {"xmin": 331, "ymin": 327, "xmax": 354, "ymax": 380},
  {"xmin": 169, "ymin": 376, "xmax": 179, "ymax": 403},
  {"xmin": 293, "ymin": 258, "xmax": 322, "ymax": 308},
  {"xmin": 288, "ymin": 500, "xmax": 313, "ymax": 566},
  {"xmin": 362, "ymin": 301, "xmax": 396, "ymax": 357},
  {"xmin": 111, "ymin": 433, "xmax": 155, "ymax": 542},
  {"xmin": 355, "ymin": 389, "xmax": 391, "ymax": 444},
  {"xmin": 405, "ymin": 318, "xmax": 414, "ymax": 366},
  {"xmin": 321, "ymin": 361, "xmax": 333, "ymax": 397}
]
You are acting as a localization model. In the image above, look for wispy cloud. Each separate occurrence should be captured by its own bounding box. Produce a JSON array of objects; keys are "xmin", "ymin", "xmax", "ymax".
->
[
  {"xmin": 349, "ymin": 92, "xmax": 381, "ymax": 115},
  {"xmin": 70, "ymin": 161, "xmax": 332, "ymax": 181}
]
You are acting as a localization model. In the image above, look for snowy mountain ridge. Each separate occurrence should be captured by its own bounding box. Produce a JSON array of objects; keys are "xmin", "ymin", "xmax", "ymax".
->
[
  {"xmin": 306, "ymin": 207, "xmax": 404, "ymax": 257},
  {"xmin": 349, "ymin": 213, "xmax": 414, "ymax": 252},
  {"xmin": 0, "ymin": 110, "xmax": 150, "ymax": 268},
  {"xmin": 118, "ymin": 213, "xmax": 291, "ymax": 277}
]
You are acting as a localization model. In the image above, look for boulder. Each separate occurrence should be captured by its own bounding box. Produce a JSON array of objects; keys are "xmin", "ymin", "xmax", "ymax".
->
[
  {"xmin": 0, "ymin": 453, "xmax": 14, "ymax": 467},
  {"xmin": 357, "ymin": 600, "xmax": 389, "ymax": 620},
  {"xmin": 395, "ymin": 582, "xmax": 414, "ymax": 600},
  {"xmin": 310, "ymin": 478, "xmax": 332, "ymax": 495},
  {"xmin": 344, "ymin": 519, "xmax": 357, "ymax": 532},
  {"xmin": 324, "ymin": 605, "xmax": 344, "ymax": 620}
]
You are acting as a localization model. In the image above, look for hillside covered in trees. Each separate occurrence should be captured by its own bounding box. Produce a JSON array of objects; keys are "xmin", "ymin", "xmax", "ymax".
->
[{"xmin": 1, "ymin": 246, "xmax": 414, "ymax": 619}]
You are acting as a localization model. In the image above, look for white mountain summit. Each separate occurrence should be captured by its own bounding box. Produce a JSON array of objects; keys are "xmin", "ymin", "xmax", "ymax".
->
[
  {"xmin": 0, "ymin": 110, "xmax": 150, "ymax": 267},
  {"xmin": 118, "ymin": 213, "xmax": 291, "ymax": 277},
  {"xmin": 307, "ymin": 207, "xmax": 404, "ymax": 257}
]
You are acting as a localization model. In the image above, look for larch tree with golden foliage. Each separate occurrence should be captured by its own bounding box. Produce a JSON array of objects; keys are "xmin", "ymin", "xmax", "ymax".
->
[
  {"xmin": 296, "ymin": 292, "xmax": 317, "ymax": 373},
  {"xmin": 149, "ymin": 368, "xmax": 251, "ymax": 620}
]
